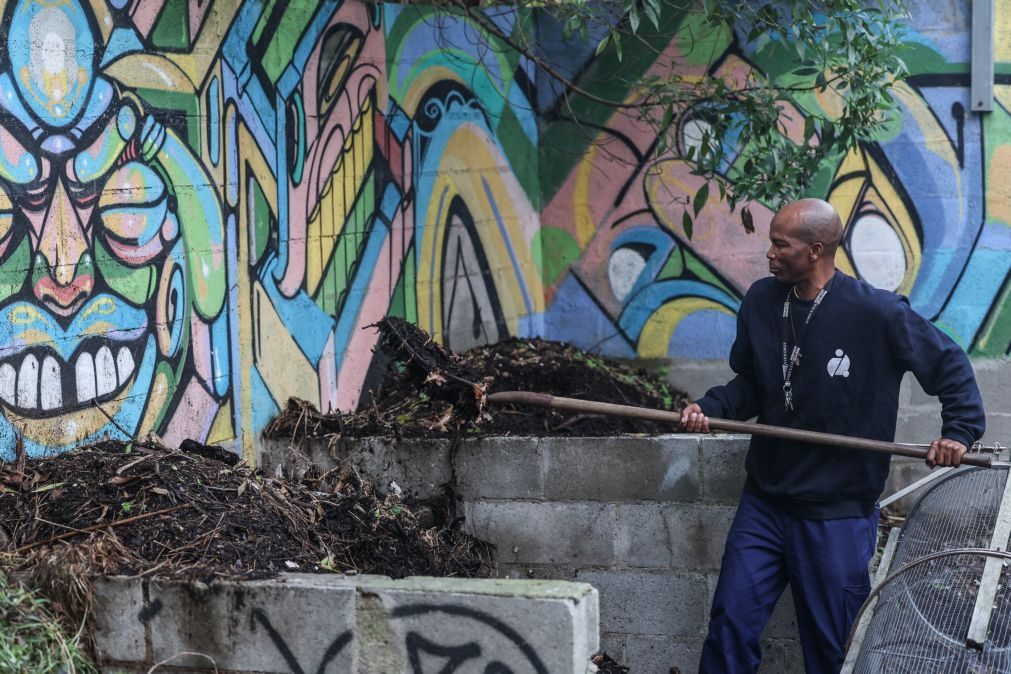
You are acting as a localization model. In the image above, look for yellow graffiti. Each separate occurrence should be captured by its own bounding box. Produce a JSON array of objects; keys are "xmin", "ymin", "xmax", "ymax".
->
[
  {"xmin": 306, "ymin": 95, "xmax": 374, "ymax": 295},
  {"xmin": 638, "ymin": 297, "xmax": 735, "ymax": 358},
  {"xmin": 416, "ymin": 122, "xmax": 543, "ymax": 342},
  {"xmin": 252, "ymin": 281, "xmax": 321, "ymax": 408}
]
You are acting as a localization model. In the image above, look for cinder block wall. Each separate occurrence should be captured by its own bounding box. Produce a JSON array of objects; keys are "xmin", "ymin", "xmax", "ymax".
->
[{"xmin": 262, "ymin": 435, "xmax": 810, "ymax": 672}]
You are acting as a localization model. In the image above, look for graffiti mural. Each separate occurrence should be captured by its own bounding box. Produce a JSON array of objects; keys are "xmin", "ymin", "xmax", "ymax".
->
[
  {"xmin": 2, "ymin": 0, "xmax": 1008, "ymax": 458},
  {"xmin": 0, "ymin": 0, "xmax": 542, "ymax": 459},
  {"xmin": 538, "ymin": 0, "xmax": 1011, "ymax": 366}
]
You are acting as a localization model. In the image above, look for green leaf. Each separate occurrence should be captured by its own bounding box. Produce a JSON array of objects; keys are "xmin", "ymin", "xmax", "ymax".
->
[
  {"xmin": 693, "ymin": 183, "xmax": 710, "ymax": 217},
  {"xmin": 682, "ymin": 210, "xmax": 694, "ymax": 240},
  {"xmin": 629, "ymin": 7, "xmax": 640, "ymax": 34},
  {"xmin": 595, "ymin": 33, "xmax": 610, "ymax": 56},
  {"xmin": 803, "ymin": 115, "xmax": 816, "ymax": 142}
]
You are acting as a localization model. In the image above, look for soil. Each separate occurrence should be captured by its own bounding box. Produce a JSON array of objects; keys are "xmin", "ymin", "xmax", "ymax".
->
[
  {"xmin": 263, "ymin": 317, "xmax": 690, "ymax": 440},
  {"xmin": 0, "ymin": 438, "xmax": 490, "ymax": 582}
]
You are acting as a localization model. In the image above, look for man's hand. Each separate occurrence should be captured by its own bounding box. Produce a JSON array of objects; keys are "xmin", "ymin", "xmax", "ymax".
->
[
  {"xmin": 679, "ymin": 403, "xmax": 710, "ymax": 433},
  {"xmin": 926, "ymin": 438, "xmax": 967, "ymax": 468}
]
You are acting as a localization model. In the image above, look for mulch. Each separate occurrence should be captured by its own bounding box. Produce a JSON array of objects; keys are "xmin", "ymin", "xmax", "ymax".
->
[
  {"xmin": 263, "ymin": 317, "xmax": 690, "ymax": 440},
  {"xmin": 0, "ymin": 437, "xmax": 490, "ymax": 582}
]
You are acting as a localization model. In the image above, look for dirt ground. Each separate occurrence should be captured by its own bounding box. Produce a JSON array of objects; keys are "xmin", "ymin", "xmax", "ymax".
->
[{"xmin": 265, "ymin": 317, "xmax": 690, "ymax": 440}]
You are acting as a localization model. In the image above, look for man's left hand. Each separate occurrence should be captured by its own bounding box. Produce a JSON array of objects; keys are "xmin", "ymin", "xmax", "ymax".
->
[{"xmin": 926, "ymin": 438, "xmax": 967, "ymax": 468}]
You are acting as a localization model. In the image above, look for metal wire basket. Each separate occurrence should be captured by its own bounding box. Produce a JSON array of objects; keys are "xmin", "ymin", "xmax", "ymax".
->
[{"xmin": 848, "ymin": 467, "xmax": 1011, "ymax": 673}]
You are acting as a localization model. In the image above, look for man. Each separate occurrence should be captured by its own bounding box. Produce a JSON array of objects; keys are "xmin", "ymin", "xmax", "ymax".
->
[{"xmin": 680, "ymin": 198, "xmax": 985, "ymax": 673}]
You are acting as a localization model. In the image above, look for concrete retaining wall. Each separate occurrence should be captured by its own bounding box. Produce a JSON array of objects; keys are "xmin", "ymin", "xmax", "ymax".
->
[
  {"xmin": 263, "ymin": 435, "xmax": 824, "ymax": 672},
  {"xmin": 92, "ymin": 573, "xmax": 598, "ymax": 673}
]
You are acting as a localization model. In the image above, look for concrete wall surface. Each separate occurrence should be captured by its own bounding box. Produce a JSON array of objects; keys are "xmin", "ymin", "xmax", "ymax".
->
[
  {"xmin": 262, "ymin": 434, "xmax": 810, "ymax": 673},
  {"xmin": 91, "ymin": 573, "xmax": 598, "ymax": 673}
]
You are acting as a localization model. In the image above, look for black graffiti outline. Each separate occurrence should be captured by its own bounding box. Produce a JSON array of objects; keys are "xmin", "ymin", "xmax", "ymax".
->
[
  {"xmin": 391, "ymin": 603, "xmax": 548, "ymax": 674},
  {"xmin": 252, "ymin": 608, "xmax": 352, "ymax": 674},
  {"xmin": 405, "ymin": 631, "xmax": 481, "ymax": 673}
]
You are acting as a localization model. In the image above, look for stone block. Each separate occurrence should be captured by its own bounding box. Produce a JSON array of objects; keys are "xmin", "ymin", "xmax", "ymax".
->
[
  {"xmin": 385, "ymin": 438, "xmax": 453, "ymax": 499},
  {"xmin": 455, "ymin": 437, "xmax": 543, "ymax": 499},
  {"xmin": 146, "ymin": 573, "xmax": 358, "ymax": 673},
  {"xmin": 699, "ymin": 435, "xmax": 749, "ymax": 504},
  {"xmin": 495, "ymin": 563, "xmax": 578, "ymax": 581},
  {"xmin": 92, "ymin": 576, "xmax": 146, "ymax": 666},
  {"xmin": 357, "ymin": 576, "xmax": 599, "ymax": 674},
  {"xmin": 763, "ymin": 591, "xmax": 799, "ymax": 640},
  {"xmin": 464, "ymin": 500, "xmax": 618, "ymax": 565},
  {"xmin": 577, "ymin": 569, "xmax": 708, "ymax": 637},
  {"xmin": 616, "ymin": 503, "xmax": 733, "ymax": 571},
  {"xmin": 542, "ymin": 436, "xmax": 701, "ymax": 502},
  {"xmin": 622, "ymin": 635, "xmax": 701, "ymax": 674},
  {"xmin": 758, "ymin": 637, "xmax": 806, "ymax": 673},
  {"xmin": 665, "ymin": 359, "xmax": 736, "ymax": 401}
]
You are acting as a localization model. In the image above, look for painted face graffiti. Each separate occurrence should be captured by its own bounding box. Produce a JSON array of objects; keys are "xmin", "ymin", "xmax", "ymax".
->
[{"xmin": 0, "ymin": 0, "xmax": 224, "ymax": 456}]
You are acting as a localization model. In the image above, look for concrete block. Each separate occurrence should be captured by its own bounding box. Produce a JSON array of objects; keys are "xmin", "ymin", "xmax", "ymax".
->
[
  {"xmin": 758, "ymin": 637, "xmax": 805, "ymax": 673},
  {"xmin": 464, "ymin": 500, "xmax": 618, "ymax": 565},
  {"xmin": 495, "ymin": 563, "xmax": 578, "ymax": 581},
  {"xmin": 455, "ymin": 437, "xmax": 543, "ymax": 499},
  {"xmin": 542, "ymin": 436, "xmax": 701, "ymax": 502},
  {"xmin": 622, "ymin": 635, "xmax": 701, "ymax": 674},
  {"xmin": 699, "ymin": 435, "xmax": 749, "ymax": 504},
  {"xmin": 616, "ymin": 504, "xmax": 673, "ymax": 569},
  {"xmin": 763, "ymin": 591, "xmax": 799, "ymax": 640},
  {"xmin": 616, "ymin": 503, "xmax": 733, "ymax": 571},
  {"xmin": 882, "ymin": 457, "xmax": 934, "ymax": 515},
  {"xmin": 577, "ymin": 569, "xmax": 708, "ymax": 637},
  {"xmin": 598, "ymin": 633, "xmax": 626, "ymax": 668},
  {"xmin": 665, "ymin": 359, "xmax": 735, "ymax": 401},
  {"xmin": 386, "ymin": 438, "xmax": 453, "ymax": 499},
  {"xmin": 357, "ymin": 576, "xmax": 599, "ymax": 674},
  {"xmin": 92, "ymin": 576, "xmax": 146, "ymax": 665},
  {"xmin": 146, "ymin": 573, "xmax": 358, "ymax": 673}
]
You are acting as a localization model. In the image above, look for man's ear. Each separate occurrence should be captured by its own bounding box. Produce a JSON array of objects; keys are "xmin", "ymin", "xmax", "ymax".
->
[{"xmin": 810, "ymin": 242, "xmax": 825, "ymax": 261}]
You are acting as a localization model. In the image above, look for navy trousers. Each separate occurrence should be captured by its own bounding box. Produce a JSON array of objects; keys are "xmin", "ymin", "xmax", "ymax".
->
[{"xmin": 699, "ymin": 492, "xmax": 878, "ymax": 674}]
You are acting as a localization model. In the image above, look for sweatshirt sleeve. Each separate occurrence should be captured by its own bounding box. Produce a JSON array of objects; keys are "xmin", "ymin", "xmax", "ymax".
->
[
  {"xmin": 888, "ymin": 296, "xmax": 986, "ymax": 447},
  {"xmin": 695, "ymin": 295, "xmax": 762, "ymax": 421}
]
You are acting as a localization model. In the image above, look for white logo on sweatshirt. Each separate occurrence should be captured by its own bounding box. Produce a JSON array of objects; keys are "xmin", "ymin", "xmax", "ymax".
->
[{"xmin": 827, "ymin": 349, "xmax": 850, "ymax": 378}]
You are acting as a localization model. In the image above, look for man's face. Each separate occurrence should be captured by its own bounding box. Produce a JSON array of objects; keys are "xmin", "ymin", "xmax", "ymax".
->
[{"xmin": 767, "ymin": 211, "xmax": 814, "ymax": 285}]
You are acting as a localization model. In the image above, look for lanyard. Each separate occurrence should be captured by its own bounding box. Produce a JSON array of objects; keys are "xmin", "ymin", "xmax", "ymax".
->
[{"xmin": 780, "ymin": 277, "xmax": 832, "ymax": 412}]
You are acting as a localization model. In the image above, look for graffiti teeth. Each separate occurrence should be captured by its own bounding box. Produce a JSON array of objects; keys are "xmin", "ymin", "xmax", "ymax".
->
[
  {"xmin": 0, "ymin": 363, "xmax": 13, "ymax": 405},
  {"xmin": 17, "ymin": 355, "xmax": 38, "ymax": 409},
  {"xmin": 40, "ymin": 357, "xmax": 62, "ymax": 411},
  {"xmin": 75, "ymin": 352, "xmax": 96, "ymax": 403},
  {"xmin": 116, "ymin": 347, "xmax": 134, "ymax": 386},
  {"xmin": 95, "ymin": 346, "xmax": 116, "ymax": 397}
]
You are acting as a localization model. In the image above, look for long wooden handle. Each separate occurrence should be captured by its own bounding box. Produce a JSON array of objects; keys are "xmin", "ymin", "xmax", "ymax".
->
[{"xmin": 487, "ymin": 391, "xmax": 993, "ymax": 468}]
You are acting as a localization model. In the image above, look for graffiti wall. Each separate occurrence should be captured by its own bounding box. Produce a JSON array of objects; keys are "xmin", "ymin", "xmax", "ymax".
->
[
  {"xmin": 539, "ymin": 0, "xmax": 1011, "ymax": 368},
  {"xmin": 0, "ymin": 0, "xmax": 541, "ymax": 458},
  {"xmin": 1, "ymin": 0, "xmax": 1006, "ymax": 457}
]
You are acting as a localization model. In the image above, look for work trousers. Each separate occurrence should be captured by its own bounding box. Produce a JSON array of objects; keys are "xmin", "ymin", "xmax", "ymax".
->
[{"xmin": 699, "ymin": 492, "xmax": 878, "ymax": 674}]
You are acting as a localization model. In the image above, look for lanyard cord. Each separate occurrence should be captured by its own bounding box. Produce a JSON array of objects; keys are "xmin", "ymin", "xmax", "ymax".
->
[{"xmin": 781, "ymin": 275, "xmax": 834, "ymax": 411}]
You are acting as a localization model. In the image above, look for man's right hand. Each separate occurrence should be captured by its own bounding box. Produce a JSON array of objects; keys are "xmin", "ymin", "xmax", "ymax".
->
[{"xmin": 679, "ymin": 403, "xmax": 710, "ymax": 433}]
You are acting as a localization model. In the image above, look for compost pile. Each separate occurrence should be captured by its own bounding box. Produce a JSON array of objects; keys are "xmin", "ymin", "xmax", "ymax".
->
[
  {"xmin": 264, "ymin": 317, "xmax": 689, "ymax": 439},
  {"xmin": 0, "ymin": 438, "xmax": 490, "ymax": 582}
]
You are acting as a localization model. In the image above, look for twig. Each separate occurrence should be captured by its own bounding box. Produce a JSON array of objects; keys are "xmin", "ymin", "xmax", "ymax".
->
[
  {"xmin": 13, "ymin": 503, "xmax": 192, "ymax": 554},
  {"xmin": 147, "ymin": 651, "xmax": 219, "ymax": 673}
]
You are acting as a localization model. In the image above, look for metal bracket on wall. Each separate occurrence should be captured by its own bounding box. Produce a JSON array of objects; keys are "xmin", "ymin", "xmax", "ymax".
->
[{"xmin": 971, "ymin": 0, "xmax": 994, "ymax": 112}]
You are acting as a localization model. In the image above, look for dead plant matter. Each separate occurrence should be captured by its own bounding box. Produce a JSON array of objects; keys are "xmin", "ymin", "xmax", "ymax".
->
[
  {"xmin": 0, "ymin": 440, "xmax": 490, "ymax": 582},
  {"xmin": 263, "ymin": 317, "xmax": 689, "ymax": 439}
]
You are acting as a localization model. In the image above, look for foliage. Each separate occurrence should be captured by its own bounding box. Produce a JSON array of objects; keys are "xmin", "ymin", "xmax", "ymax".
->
[
  {"xmin": 458, "ymin": 0, "xmax": 909, "ymax": 233},
  {"xmin": 0, "ymin": 571, "xmax": 96, "ymax": 674}
]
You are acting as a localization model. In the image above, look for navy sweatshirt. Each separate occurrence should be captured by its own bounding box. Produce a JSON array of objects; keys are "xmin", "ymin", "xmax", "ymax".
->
[{"xmin": 696, "ymin": 270, "xmax": 986, "ymax": 519}]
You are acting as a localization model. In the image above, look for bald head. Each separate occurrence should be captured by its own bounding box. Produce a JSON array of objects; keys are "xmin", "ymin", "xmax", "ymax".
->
[{"xmin": 776, "ymin": 198, "xmax": 843, "ymax": 254}]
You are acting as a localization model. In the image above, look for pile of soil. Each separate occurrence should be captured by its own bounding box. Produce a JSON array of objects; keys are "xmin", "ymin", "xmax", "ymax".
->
[
  {"xmin": 264, "ymin": 318, "xmax": 689, "ymax": 439},
  {"xmin": 0, "ymin": 438, "xmax": 489, "ymax": 582}
]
